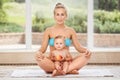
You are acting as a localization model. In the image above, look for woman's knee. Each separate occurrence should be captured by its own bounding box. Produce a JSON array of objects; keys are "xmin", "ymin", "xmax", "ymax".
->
[
  {"xmin": 81, "ymin": 52, "xmax": 92, "ymax": 59},
  {"xmin": 37, "ymin": 57, "xmax": 55, "ymax": 71}
]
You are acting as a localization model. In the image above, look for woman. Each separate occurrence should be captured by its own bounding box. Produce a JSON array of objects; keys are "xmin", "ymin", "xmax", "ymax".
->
[{"xmin": 35, "ymin": 3, "xmax": 91, "ymax": 75}]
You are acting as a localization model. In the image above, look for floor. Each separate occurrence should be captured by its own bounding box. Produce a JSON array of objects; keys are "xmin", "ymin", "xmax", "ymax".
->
[{"xmin": 0, "ymin": 65, "xmax": 120, "ymax": 80}]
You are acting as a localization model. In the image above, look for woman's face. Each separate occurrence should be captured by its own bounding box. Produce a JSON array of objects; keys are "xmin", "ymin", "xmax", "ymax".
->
[{"xmin": 54, "ymin": 8, "xmax": 67, "ymax": 24}]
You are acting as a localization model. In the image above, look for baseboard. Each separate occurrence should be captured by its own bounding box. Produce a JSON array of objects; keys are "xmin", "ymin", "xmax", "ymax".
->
[{"xmin": 0, "ymin": 50, "xmax": 120, "ymax": 64}]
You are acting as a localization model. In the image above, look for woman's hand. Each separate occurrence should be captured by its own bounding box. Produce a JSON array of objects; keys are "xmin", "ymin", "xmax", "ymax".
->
[
  {"xmin": 84, "ymin": 49, "xmax": 91, "ymax": 58},
  {"xmin": 35, "ymin": 51, "xmax": 44, "ymax": 61}
]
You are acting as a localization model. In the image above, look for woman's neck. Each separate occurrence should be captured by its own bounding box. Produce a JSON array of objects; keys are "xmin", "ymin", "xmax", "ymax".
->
[{"xmin": 55, "ymin": 24, "xmax": 65, "ymax": 29}]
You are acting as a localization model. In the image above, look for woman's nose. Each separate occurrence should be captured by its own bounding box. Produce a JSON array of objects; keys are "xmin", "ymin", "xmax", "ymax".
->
[{"xmin": 58, "ymin": 15, "xmax": 62, "ymax": 19}]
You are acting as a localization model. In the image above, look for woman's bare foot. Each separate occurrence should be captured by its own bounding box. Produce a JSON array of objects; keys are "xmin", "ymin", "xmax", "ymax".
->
[{"xmin": 68, "ymin": 70, "xmax": 79, "ymax": 74}]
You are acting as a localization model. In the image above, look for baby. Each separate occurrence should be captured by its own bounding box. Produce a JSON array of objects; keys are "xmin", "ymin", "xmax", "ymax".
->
[{"xmin": 50, "ymin": 35, "xmax": 72, "ymax": 76}]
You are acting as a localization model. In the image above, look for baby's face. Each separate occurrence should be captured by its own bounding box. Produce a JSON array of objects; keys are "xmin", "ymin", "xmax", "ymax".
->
[{"xmin": 54, "ymin": 38, "xmax": 65, "ymax": 50}]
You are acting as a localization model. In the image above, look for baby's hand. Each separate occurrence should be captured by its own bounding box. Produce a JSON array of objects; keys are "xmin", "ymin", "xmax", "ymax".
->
[
  {"xmin": 66, "ymin": 57, "xmax": 72, "ymax": 61},
  {"xmin": 50, "ymin": 56, "xmax": 55, "ymax": 61}
]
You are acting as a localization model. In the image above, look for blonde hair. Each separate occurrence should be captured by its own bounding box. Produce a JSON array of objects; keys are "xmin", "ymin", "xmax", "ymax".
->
[{"xmin": 54, "ymin": 3, "xmax": 67, "ymax": 16}]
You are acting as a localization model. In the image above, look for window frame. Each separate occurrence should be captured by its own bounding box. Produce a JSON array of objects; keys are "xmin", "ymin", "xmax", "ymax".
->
[
  {"xmin": 0, "ymin": 0, "xmax": 120, "ymax": 52},
  {"xmin": 25, "ymin": 0, "xmax": 32, "ymax": 49},
  {"xmin": 88, "ymin": 0, "xmax": 120, "ymax": 51}
]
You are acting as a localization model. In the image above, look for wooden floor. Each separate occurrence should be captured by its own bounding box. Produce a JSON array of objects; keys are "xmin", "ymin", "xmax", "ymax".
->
[{"xmin": 0, "ymin": 65, "xmax": 120, "ymax": 80}]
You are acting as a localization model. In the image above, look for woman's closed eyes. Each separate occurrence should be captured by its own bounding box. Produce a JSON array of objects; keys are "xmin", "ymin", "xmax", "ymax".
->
[{"xmin": 56, "ymin": 13, "xmax": 65, "ymax": 16}]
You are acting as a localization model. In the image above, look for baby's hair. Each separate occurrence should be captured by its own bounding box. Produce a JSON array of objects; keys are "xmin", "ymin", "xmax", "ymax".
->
[
  {"xmin": 55, "ymin": 35, "xmax": 65, "ymax": 40},
  {"xmin": 54, "ymin": 3, "xmax": 67, "ymax": 15}
]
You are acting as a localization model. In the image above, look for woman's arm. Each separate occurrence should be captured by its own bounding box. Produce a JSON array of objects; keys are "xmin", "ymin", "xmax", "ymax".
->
[
  {"xmin": 35, "ymin": 28, "xmax": 50, "ymax": 61},
  {"xmin": 70, "ymin": 28, "xmax": 86, "ymax": 53},
  {"xmin": 50, "ymin": 51, "xmax": 55, "ymax": 61},
  {"xmin": 38, "ymin": 28, "xmax": 50, "ymax": 53}
]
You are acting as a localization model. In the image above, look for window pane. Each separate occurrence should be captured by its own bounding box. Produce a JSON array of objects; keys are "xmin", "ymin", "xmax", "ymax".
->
[
  {"xmin": 94, "ymin": 0, "xmax": 120, "ymax": 48},
  {"xmin": 0, "ymin": 0, "xmax": 26, "ymax": 50},
  {"xmin": 31, "ymin": 0, "xmax": 88, "ymax": 48}
]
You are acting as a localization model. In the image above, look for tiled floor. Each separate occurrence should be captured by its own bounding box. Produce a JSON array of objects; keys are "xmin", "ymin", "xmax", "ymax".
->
[{"xmin": 0, "ymin": 65, "xmax": 120, "ymax": 80}]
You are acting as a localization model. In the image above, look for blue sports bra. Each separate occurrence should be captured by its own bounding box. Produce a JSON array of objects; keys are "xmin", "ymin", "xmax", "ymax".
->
[{"xmin": 49, "ymin": 38, "xmax": 72, "ymax": 47}]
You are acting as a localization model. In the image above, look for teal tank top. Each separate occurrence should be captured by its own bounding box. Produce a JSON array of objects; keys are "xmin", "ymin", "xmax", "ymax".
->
[{"xmin": 49, "ymin": 38, "xmax": 71, "ymax": 47}]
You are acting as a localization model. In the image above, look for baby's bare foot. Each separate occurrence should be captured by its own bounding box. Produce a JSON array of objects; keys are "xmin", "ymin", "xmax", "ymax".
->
[
  {"xmin": 52, "ymin": 70, "xmax": 57, "ymax": 76},
  {"xmin": 52, "ymin": 70, "xmax": 63, "ymax": 76},
  {"xmin": 61, "ymin": 70, "xmax": 66, "ymax": 75}
]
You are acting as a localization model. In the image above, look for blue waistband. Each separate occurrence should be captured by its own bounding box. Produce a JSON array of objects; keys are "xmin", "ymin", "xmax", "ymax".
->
[{"xmin": 49, "ymin": 38, "xmax": 71, "ymax": 47}]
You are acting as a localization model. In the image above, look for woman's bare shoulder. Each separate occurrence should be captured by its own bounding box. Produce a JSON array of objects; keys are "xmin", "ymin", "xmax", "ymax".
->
[
  {"xmin": 45, "ymin": 26, "xmax": 54, "ymax": 32},
  {"xmin": 65, "ymin": 26, "xmax": 76, "ymax": 33}
]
